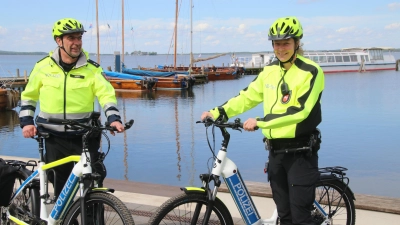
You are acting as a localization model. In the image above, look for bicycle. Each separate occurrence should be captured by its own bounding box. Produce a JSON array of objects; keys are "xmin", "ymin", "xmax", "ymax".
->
[
  {"xmin": 0, "ymin": 158, "xmax": 40, "ymax": 225},
  {"xmin": 148, "ymin": 117, "xmax": 356, "ymax": 225},
  {"xmin": 1, "ymin": 112, "xmax": 135, "ymax": 225}
]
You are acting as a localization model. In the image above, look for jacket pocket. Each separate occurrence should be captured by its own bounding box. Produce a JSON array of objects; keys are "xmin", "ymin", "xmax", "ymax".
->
[
  {"xmin": 42, "ymin": 79, "xmax": 60, "ymax": 89},
  {"xmin": 289, "ymin": 156, "xmax": 319, "ymax": 186},
  {"xmin": 71, "ymin": 81, "xmax": 90, "ymax": 89}
]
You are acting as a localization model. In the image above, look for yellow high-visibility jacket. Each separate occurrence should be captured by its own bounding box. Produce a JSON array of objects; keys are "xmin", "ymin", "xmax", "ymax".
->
[
  {"xmin": 209, "ymin": 55, "xmax": 324, "ymax": 139},
  {"xmin": 19, "ymin": 48, "xmax": 120, "ymax": 136}
]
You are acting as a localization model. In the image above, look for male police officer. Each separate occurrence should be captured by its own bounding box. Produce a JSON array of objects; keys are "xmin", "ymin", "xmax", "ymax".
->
[{"xmin": 19, "ymin": 18, "xmax": 124, "ymax": 196}]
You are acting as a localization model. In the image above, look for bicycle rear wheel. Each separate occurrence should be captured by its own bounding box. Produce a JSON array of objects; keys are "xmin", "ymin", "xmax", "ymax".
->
[
  {"xmin": 7, "ymin": 169, "xmax": 40, "ymax": 225},
  {"xmin": 62, "ymin": 192, "xmax": 134, "ymax": 225},
  {"xmin": 148, "ymin": 192, "xmax": 233, "ymax": 225},
  {"xmin": 313, "ymin": 178, "xmax": 356, "ymax": 225}
]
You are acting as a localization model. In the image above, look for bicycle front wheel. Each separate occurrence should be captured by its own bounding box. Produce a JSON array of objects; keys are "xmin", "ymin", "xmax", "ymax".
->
[
  {"xmin": 7, "ymin": 169, "xmax": 40, "ymax": 225},
  {"xmin": 313, "ymin": 178, "xmax": 356, "ymax": 225},
  {"xmin": 62, "ymin": 192, "xmax": 134, "ymax": 225},
  {"xmin": 148, "ymin": 192, "xmax": 233, "ymax": 225}
]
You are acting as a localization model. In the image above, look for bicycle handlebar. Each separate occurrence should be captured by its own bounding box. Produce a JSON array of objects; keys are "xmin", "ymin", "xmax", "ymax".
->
[
  {"xmin": 47, "ymin": 118, "xmax": 134, "ymax": 132},
  {"xmin": 197, "ymin": 117, "xmax": 259, "ymax": 131},
  {"xmin": 197, "ymin": 117, "xmax": 258, "ymax": 149}
]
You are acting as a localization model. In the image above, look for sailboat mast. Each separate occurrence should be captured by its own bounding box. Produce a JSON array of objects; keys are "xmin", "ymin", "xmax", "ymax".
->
[
  {"xmin": 122, "ymin": 0, "xmax": 125, "ymax": 63},
  {"xmin": 96, "ymin": 0, "xmax": 100, "ymax": 63},
  {"xmin": 174, "ymin": 0, "xmax": 178, "ymax": 70},
  {"xmin": 189, "ymin": 0, "xmax": 193, "ymax": 76}
]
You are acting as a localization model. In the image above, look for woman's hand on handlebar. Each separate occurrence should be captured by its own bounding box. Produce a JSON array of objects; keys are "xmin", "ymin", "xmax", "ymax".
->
[
  {"xmin": 109, "ymin": 121, "xmax": 125, "ymax": 136},
  {"xmin": 200, "ymin": 111, "xmax": 214, "ymax": 121},
  {"xmin": 243, "ymin": 118, "xmax": 258, "ymax": 132},
  {"xmin": 22, "ymin": 125, "xmax": 37, "ymax": 138}
]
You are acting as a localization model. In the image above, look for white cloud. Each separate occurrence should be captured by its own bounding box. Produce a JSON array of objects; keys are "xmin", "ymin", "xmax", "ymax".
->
[
  {"xmin": 0, "ymin": 26, "xmax": 7, "ymax": 35},
  {"xmin": 99, "ymin": 24, "xmax": 111, "ymax": 33},
  {"xmin": 336, "ymin": 26, "xmax": 356, "ymax": 33},
  {"xmin": 385, "ymin": 23, "xmax": 400, "ymax": 30},
  {"xmin": 244, "ymin": 33, "xmax": 257, "ymax": 38},
  {"xmin": 205, "ymin": 35, "xmax": 215, "ymax": 41},
  {"xmin": 237, "ymin": 24, "xmax": 247, "ymax": 34},
  {"xmin": 210, "ymin": 40, "xmax": 220, "ymax": 46},
  {"xmin": 144, "ymin": 41, "xmax": 160, "ymax": 46},
  {"xmin": 196, "ymin": 23, "xmax": 210, "ymax": 31},
  {"xmin": 388, "ymin": 2, "xmax": 400, "ymax": 10},
  {"xmin": 303, "ymin": 25, "xmax": 325, "ymax": 35},
  {"xmin": 326, "ymin": 35, "xmax": 336, "ymax": 39}
]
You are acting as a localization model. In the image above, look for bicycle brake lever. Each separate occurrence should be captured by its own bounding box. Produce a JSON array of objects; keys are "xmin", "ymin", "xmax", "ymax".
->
[
  {"xmin": 198, "ymin": 118, "xmax": 214, "ymax": 127},
  {"xmin": 232, "ymin": 127, "xmax": 242, "ymax": 132},
  {"xmin": 124, "ymin": 119, "xmax": 134, "ymax": 130}
]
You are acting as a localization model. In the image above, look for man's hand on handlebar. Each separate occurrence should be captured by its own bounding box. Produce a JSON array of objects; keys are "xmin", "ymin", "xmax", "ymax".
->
[
  {"xmin": 109, "ymin": 121, "xmax": 125, "ymax": 136},
  {"xmin": 243, "ymin": 118, "xmax": 258, "ymax": 132},
  {"xmin": 200, "ymin": 112, "xmax": 214, "ymax": 121},
  {"xmin": 22, "ymin": 125, "xmax": 37, "ymax": 138}
]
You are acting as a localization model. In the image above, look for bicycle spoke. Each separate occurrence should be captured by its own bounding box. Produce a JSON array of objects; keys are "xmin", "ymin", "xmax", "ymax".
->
[{"xmin": 314, "ymin": 179, "xmax": 355, "ymax": 225}]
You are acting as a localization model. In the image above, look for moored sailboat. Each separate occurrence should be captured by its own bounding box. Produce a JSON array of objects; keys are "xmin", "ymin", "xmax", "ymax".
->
[
  {"xmin": 104, "ymin": 70, "xmax": 157, "ymax": 91},
  {"xmin": 95, "ymin": 0, "xmax": 152, "ymax": 91},
  {"xmin": 140, "ymin": 0, "xmax": 243, "ymax": 82}
]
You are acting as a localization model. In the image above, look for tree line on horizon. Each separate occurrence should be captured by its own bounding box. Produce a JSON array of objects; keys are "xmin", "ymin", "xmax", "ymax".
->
[
  {"xmin": 0, "ymin": 50, "xmax": 47, "ymax": 55},
  {"xmin": 1, "ymin": 48, "xmax": 400, "ymax": 56}
]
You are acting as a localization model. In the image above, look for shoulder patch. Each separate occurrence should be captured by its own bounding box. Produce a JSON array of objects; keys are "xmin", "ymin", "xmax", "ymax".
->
[
  {"xmin": 37, "ymin": 56, "xmax": 49, "ymax": 64},
  {"xmin": 87, "ymin": 59, "xmax": 101, "ymax": 68}
]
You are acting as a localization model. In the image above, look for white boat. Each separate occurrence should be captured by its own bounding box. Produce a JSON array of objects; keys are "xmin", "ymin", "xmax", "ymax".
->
[
  {"xmin": 231, "ymin": 53, "xmax": 274, "ymax": 69},
  {"xmin": 232, "ymin": 47, "xmax": 397, "ymax": 73}
]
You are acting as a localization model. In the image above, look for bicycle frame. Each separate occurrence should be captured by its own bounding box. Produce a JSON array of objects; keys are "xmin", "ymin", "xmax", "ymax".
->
[
  {"xmin": 202, "ymin": 118, "xmax": 334, "ymax": 225},
  {"xmin": 215, "ymin": 150, "xmax": 334, "ymax": 225},
  {"xmin": 7, "ymin": 151, "xmax": 94, "ymax": 225},
  {"xmin": 213, "ymin": 147, "xmax": 276, "ymax": 225},
  {"xmin": 4, "ymin": 115, "xmax": 134, "ymax": 225}
]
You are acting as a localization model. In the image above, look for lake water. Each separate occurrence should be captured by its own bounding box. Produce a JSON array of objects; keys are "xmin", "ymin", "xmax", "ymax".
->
[{"xmin": 0, "ymin": 53, "xmax": 399, "ymax": 198}]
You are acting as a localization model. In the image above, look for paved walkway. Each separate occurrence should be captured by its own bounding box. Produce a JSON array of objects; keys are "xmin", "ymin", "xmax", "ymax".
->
[
  {"xmin": 2, "ymin": 155, "xmax": 400, "ymax": 224},
  {"xmin": 104, "ymin": 178, "xmax": 400, "ymax": 225}
]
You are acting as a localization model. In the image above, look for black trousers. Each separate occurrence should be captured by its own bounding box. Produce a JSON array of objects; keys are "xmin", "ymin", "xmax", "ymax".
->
[
  {"xmin": 268, "ymin": 152, "xmax": 319, "ymax": 225},
  {"xmin": 44, "ymin": 134, "xmax": 106, "ymax": 197}
]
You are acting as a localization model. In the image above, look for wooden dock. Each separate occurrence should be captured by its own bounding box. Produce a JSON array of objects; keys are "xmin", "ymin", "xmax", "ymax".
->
[
  {"xmin": 0, "ymin": 77, "xmax": 28, "ymax": 89},
  {"xmin": 0, "ymin": 68, "xmax": 29, "ymax": 89}
]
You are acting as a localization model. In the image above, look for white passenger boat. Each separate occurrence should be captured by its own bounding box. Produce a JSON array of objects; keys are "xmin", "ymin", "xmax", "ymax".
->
[{"xmin": 232, "ymin": 47, "xmax": 397, "ymax": 73}]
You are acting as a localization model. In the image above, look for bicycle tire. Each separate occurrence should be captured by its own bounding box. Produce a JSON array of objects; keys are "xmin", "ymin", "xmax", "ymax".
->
[
  {"xmin": 148, "ymin": 192, "xmax": 234, "ymax": 225},
  {"xmin": 313, "ymin": 178, "xmax": 356, "ymax": 225},
  {"xmin": 62, "ymin": 192, "xmax": 135, "ymax": 225},
  {"xmin": 7, "ymin": 169, "xmax": 40, "ymax": 225}
]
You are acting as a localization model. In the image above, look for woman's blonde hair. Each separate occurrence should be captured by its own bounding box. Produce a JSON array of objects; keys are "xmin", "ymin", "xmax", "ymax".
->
[{"xmin": 295, "ymin": 39, "xmax": 304, "ymax": 56}]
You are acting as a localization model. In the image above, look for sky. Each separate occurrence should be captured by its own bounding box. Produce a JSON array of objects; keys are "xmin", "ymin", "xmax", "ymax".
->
[{"xmin": 0, "ymin": 0, "xmax": 400, "ymax": 54}]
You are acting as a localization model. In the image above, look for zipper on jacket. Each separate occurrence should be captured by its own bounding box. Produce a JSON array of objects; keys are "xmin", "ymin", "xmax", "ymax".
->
[{"xmin": 268, "ymin": 69, "xmax": 287, "ymax": 139}]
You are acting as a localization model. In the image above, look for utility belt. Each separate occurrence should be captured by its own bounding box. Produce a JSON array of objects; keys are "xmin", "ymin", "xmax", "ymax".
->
[{"xmin": 263, "ymin": 129, "xmax": 321, "ymax": 157}]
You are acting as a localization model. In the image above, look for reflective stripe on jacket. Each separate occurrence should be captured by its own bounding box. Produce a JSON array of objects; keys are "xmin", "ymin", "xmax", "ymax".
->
[
  {"xmin": 19, "ymin": 48, "xmax": 120, "ymax": 135},
  {"xmin": 209, "ymin": 55, "xmax": 324, "ymax": 139}
]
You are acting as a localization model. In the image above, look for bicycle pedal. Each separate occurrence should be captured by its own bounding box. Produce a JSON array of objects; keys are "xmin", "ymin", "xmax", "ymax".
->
[{"xmin": 32, "ymin": 218, "xmax": 48, "ymax": 225}]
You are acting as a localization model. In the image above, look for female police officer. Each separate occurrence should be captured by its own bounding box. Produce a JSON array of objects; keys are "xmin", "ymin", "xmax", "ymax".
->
[{"xmin": 201, "ymin": 16, "xmax": 324, "ymax": 225}]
